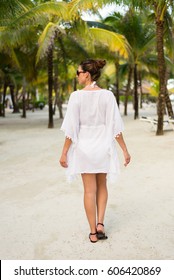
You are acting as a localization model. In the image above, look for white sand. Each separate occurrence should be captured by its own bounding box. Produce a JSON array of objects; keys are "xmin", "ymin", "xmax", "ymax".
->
[{"xmin": 0, "ymin": 104, "xmax": 174, "ymax": 260}]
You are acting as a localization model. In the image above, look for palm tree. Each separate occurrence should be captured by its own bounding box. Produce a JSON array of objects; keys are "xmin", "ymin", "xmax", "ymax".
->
[
  {"xmin": 2, "ymin": 1, "xmax": 95, "ymax": 123},
  {"xmin": 0, "ymin": 50, "xmax": 21, "ymax": 116},
  {"xmin": 102, "ymin": 0, "xmax": 174, "ymax": 134},
  {"xmin": 103, "ymin": 9, "xmax": 156, "ymax": 119},
  {"xmin": 0, "ymin": 15, "xmax": 42, "ymax": 116},
  {"xmin": 149, "ymin": 0, "xmax": 174, "ymax": 135},
  {"xmin": 9, "ymin": 1, "xmax": 69, "ymax": 127},
  {"xmin": 0, "ymin": 0, "xmax": 37, "ymax": 116}
]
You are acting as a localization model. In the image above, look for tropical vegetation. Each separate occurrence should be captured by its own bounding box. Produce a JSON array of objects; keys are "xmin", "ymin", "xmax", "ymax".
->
[{"xmin": 0, "ymin": 0, "xmax": 174, "ymax": 135}]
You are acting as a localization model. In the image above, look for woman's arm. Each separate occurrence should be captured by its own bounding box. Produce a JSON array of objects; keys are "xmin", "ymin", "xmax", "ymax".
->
[
  {"xmin": 59, "ymin": 137, "xmax": 72, "ymax": 168},
  {"xmin": 115, "ymin": 133, "xmax": 131, "ymax": 166}
]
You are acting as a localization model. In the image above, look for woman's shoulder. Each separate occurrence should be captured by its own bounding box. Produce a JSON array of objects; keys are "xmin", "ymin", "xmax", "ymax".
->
[
  {"xmin": 102, "ymin": 89, "xmax": 113, "ymax": 94},
  {"xmin": 70, "ymin": 90, "xmax": 79, "ymax": 95},
  {"xmin": 100, "ymin": 89, "xmax": 114, "ymax": 98},
  {"xmin": 68, "ymin": 90, "xmax": 80, "ymax": 99}
]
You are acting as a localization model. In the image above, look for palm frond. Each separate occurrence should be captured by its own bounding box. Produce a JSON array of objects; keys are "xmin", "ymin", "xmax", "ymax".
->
[
  {"xmin": 11, "ymin": 2, "xmax": 68, "ymax": 27},
  {"xmin": 15, "ymin": 48, "xmax": 38, "ymax": 82},
  {"xmin": 0, "ymin": 29, "xmax": 13, "ymax": 50},
  {"xmin": 89, "ymin": 28, "xmax": 131, "ymax": 59},
  {"xmin": 0, "ymin": 0, "xmax": 33, "ymax": 25},
  {"xmin": 5, "ymin": 48, "xmax": 20, "ymax": 68},
  {"xmin": 69, "ymin": 19, "xmax": 95, "ymax": 54},
  {"xmin": 59, "ymin": 34, "xmax": 90, "ymax": 62},
  {"xmin": 69, "ymin": 0, "xmax": 100, "ymax": 12},
  {"xmin": 0, "ymin": 24, "xmax": 38, "ymax": 50},
  {"xmin": 0, "ymin": 0, "xmax": 33, "ymax": 15},
  {"xmin": 36, "ymin": 22, "xmax": 65, "ymax": 64},
  {"xmin": 130, "ymin": 0, "xmax": 174, "ymax": 12},
  {"xmin": 69, "ymin": 0, "xmax": 111, "ymax": 16}
]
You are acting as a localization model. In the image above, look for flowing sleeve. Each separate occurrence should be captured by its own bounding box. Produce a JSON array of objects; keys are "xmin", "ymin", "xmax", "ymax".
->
[
  {"xmin": 106, "ymin": 91, "xmax": 124, "ymax": 139},
  {"xmin": 60, "ymin": 92, "xmax": 79, "ymax": 144}
]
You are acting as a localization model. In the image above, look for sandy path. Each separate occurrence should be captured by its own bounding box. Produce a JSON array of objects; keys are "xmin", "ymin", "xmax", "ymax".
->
[{"xmin": 0, "ymin": 105, "xmax": 174, "ymax": 260}]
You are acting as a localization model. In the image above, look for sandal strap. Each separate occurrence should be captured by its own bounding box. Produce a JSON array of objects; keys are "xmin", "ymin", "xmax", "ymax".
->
[
  {"xmin": 89, "ymin": 232, "xmax": 97, "ymax": 236},
  {"xmin": 97, "ymin": 223, "xmax": 104, "ymax": 227}
]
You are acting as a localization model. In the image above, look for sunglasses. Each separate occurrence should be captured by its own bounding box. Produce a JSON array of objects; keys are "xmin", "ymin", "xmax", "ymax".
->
[{"xmin": 76, "ymin": 70, "xmax": 85, "ymax": 76}]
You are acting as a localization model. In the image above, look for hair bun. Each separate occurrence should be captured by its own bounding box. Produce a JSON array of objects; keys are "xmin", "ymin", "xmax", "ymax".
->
[
  {"xmin": 80, "ymin": 58, "xmax": 106, "ymax": 81},
  {"xmin": 96, "ymin": 59, "xmax": 106, "ymax": 69}
]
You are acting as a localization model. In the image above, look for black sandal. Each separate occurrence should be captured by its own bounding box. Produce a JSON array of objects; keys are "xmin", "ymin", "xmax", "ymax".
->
[
  {"xmin": 89, "ymin": 232, "xmax": 98, "ymax": 243},
  {"xmin": 97, "ymin": 223, "xmax": 108, "ymax": 240}
]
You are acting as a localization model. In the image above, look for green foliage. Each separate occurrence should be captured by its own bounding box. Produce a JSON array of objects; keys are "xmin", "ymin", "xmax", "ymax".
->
[
  {"xmin": 0, "ymin": 0, "xmax": 174, "ymax": 123},
  {"xmin": 119, "ymin": 95, "xmax": 133, "ymax": 102},
  {"xmin": 0, "ymin": 0, "xmax": 34, "ymax": 25}
]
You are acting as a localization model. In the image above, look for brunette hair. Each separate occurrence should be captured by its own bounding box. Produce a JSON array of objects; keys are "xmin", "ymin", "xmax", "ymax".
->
[{"xmin": 80, "ymin": 59, "xmax": 106, "ymax": 81}]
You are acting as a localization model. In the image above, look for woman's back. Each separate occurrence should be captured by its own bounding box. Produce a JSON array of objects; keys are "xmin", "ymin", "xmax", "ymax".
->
[{"xmin": 73, "ymin": 89, "xmax": 113, "ymax": 127}]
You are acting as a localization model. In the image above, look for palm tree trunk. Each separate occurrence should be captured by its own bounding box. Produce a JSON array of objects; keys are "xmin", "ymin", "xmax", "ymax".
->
[
  {"xmin": 134, "ymin": 63, "xmax": 139, "ymax": 119},
  {"xmin": 2, "ymin": 83, "xmax": 7, "ymax": 117},
  {"xmin": 27, "ymin": 91, "xmax": 30, "ymax": 110},
  {"xmin": 156, "ymin": 15, "xmax": 166, "ymax": 135},
  {"xmin": 115, "ymin": 59, "xmax": 120, "ymax": 107},
  {"xmin": 0, "ymin": 90, "xmax": 3, "ymax": 116},
  {"xmin": 165, "ymin": 92, "xmax": 173, "ymax": 117},
  {"xmin": 53, "ymin": 61, "xmax": 63, "ymax": 119},
  {"xmin": 139, "ymin": 71, "xmax": 143, "ymax": 109},
  {"xmin": 165, "ymin": 67, "xmax": 174, "ymax": 117},
  {"xmin": 74, "ymin": 77, "xmax": 77, "ymax": 91},
  {"xmin": 21, "ymin": 77, "xmax": 26, "ymax": 118},
  {"xmin": 47, "ymin": 46, "xmax": 54, "ymax": 128},
  {"xmin": 124, "ymin": 66, "xmax": 132, "ymax": 116},
  {"xmin": 10, "ymin": 84, "xmax": 20, "ymax": 113}
]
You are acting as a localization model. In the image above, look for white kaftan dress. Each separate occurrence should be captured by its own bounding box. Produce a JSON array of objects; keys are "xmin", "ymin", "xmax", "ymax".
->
[{"xmin": 60, "ymin": 89, "xmax": 124, "ymax": 183}]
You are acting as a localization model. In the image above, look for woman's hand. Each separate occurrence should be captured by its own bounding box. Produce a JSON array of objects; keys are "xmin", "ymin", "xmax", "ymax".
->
[
  {"xmin": 59, "ymin": 137, "xmax": 72, "ymax": 168},
  {"xmin": 59, "ymin": 153, "xmax": 68, "ymax": 168},
  {"xmin": 115, "ymin": 133, "xmax": 131, "ymax": 166},
  {"xmin": 123, "ymin": 150, "xmax": 131, "ymax": 166}
]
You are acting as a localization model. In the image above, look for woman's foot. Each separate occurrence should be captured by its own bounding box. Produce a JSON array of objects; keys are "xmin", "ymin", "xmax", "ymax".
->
[
  {"xmin": 97, "ymin": 223, "xmax": 108, "ymax": 239},
  {"xmin": 89, "ymin": 232, "xmax": 98, "ymax": 243}
]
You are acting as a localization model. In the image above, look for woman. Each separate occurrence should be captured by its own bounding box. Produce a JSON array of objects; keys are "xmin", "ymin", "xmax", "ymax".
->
[{"xmin": 59, "ymin": 59, "xmax": 131, "ymax": 243}]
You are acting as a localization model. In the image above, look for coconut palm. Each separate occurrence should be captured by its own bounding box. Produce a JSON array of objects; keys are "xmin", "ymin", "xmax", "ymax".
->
[
  {"xmin": 145, "ymin": 1, "xmax": 173, "ymax": 135},
  {"xmin": 0, "ymin": 1, "xmax": 37, "ymax": 116},
  {"xmin": 0, "ymin": 0, "xmax": 34, "ymax": 26},
  {"xmin": 0, "ymin": 47, "xmax": 21, "ymax": 116},
  {"xmin": 101, "ymin": 0, "xmax": 174, "ymax": 134},
  {"xmin": 3, "ymin": 1, "xmax": 95, "ymax": 123},
  {"xmin": 0, "ymin": 17, "xmax": 41, "ymax": 116},
  {"xmin": 105, "ymin": 9, "xmax": 157, "ymax": 118},
  {"xmin": 8, "ymin": 1, "xmax": 69, "ymax": 127},
  {"xmin": 131, "ymin": 0, "xmax": 174, "ymax": 134}
]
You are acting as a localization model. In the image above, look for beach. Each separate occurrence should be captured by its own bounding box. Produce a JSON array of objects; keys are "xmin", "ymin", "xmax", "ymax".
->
[{"xmin": 0, "ymin": 104, "xmax": 174, "ymax": 260}]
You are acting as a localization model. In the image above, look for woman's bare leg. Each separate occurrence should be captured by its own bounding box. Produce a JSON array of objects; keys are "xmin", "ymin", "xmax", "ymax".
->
[
  {"xmin": 81, "ymin": 173, "xmax": 97, "ymax": 242},
  {"xmin": 96, "ymin": 173, "xmax": 108, "ymax": 233}
]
